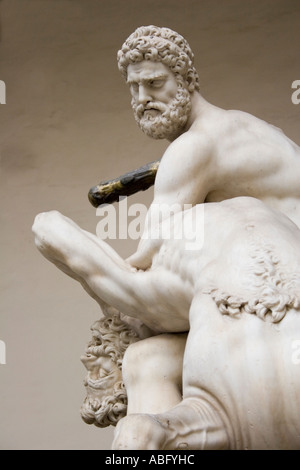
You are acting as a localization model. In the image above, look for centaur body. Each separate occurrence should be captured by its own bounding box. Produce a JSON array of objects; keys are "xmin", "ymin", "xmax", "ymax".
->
[{"xmin": 33, "ymin": 196, "xmax": 300, "ymax": 449}]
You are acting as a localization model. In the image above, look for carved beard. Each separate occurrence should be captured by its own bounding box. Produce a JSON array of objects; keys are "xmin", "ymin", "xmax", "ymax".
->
[{"xmin": 131, "ymin": 81, "xmax": 192, "ymax": 141}]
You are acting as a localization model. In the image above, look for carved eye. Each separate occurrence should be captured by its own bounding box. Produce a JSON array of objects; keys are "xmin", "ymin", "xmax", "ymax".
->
[
  {"xmin": 149, "ymin": 79, "xmax": 164, "ymax": 88},
  {"xmin": 99, "ymin": 368, "xmax": 110, "ymax": 378},
  {"xmin": 130, "ymin": 83, "xmax": 138, "ymax": 94}
]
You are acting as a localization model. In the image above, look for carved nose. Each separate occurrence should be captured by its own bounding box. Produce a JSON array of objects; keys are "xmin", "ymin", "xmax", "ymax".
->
[{"xmin": 138, "ymin": 85, "xmax": 151, "ymax": 104}]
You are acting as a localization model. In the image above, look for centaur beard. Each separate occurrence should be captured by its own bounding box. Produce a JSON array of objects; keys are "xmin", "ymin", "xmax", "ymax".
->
[{"xmin": 132, "ymin": 82, "xmax": 192, "ymax": 141}]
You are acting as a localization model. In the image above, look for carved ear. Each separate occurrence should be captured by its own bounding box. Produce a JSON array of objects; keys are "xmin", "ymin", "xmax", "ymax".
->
[{"xmin": 186, "ymin": 71, "xmax": 196, "ymax": 92}]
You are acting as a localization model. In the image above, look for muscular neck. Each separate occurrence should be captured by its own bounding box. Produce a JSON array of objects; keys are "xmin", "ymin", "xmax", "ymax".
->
[
  {"xmin": 165, "ymin": 92, "xmax": 216, "ymax": 143},
  {"xmin": 185, "ymin": 92, "xmax": 214, "ymax": 131}
]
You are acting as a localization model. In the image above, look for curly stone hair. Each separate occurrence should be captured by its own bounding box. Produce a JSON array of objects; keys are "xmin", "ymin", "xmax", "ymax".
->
[
  {"xmin": 80, "ymin": 309, "xmax": 139, "ymax": 427},
  {"xmin": 117, "ymin": 25, "xmax": 200, "ymax": 93}
]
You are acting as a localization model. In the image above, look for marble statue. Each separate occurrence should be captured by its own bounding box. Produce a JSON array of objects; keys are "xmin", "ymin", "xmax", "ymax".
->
[
  {"xmin": 80, "ymin": 307, "xmax": 139, "ymax": 428},
  {"xmin": 33, "ymin": 26, "xmax": 300, "ymax": 450}
]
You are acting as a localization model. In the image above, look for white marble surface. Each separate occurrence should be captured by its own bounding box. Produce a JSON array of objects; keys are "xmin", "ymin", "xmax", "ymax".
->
[
  {"xmin": 1, "ymin": 1, "xmax": 300, "ymax": 450},
  {"xmin": 33, "ymin": 196, "xmax": 300, "ymax": 449}
]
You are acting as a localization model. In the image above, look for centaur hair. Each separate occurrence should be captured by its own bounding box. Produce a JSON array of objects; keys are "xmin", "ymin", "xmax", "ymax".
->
[{"xmin": 80, "ymin": 308, "xmax": 139, "ymax": 427}]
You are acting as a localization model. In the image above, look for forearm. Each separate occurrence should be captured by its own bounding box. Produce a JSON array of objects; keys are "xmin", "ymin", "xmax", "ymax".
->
[
  {"xmin": 32, "ymin": 211, "xmax": 163, "ymax": 330},
  {"xmin": 33, "ymin": 211, "xmax": 189, "ymax": 332}
]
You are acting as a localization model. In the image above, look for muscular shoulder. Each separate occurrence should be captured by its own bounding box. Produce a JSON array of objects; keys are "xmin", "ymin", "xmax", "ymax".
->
[
  {"xmin": 218, "ymin": 108, "xmax": 290, "ymax": 141},
  {"xmin": 154, "ymin": 130, "xmax": 214, "ymax": 204},
  {"xmin": 159, "ymin": 130, "xmax": 212, "ymax": 177}
]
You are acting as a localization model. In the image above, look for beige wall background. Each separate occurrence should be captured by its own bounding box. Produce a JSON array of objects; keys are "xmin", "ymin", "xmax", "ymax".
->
[{"xmin": 0, "ymin": 0, "xmax": 299, "ymax": 450}]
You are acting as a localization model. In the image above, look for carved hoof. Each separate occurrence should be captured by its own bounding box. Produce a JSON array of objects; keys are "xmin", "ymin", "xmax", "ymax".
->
[{"xmin": 112, "ymin": 414, "xmax": 167, "ymax": 450}]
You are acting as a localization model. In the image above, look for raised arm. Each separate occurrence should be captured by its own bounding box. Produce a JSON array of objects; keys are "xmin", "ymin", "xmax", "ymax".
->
[{"xmin": 32, "ymin": 210, "xmax": 191, "ymax": 332}]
